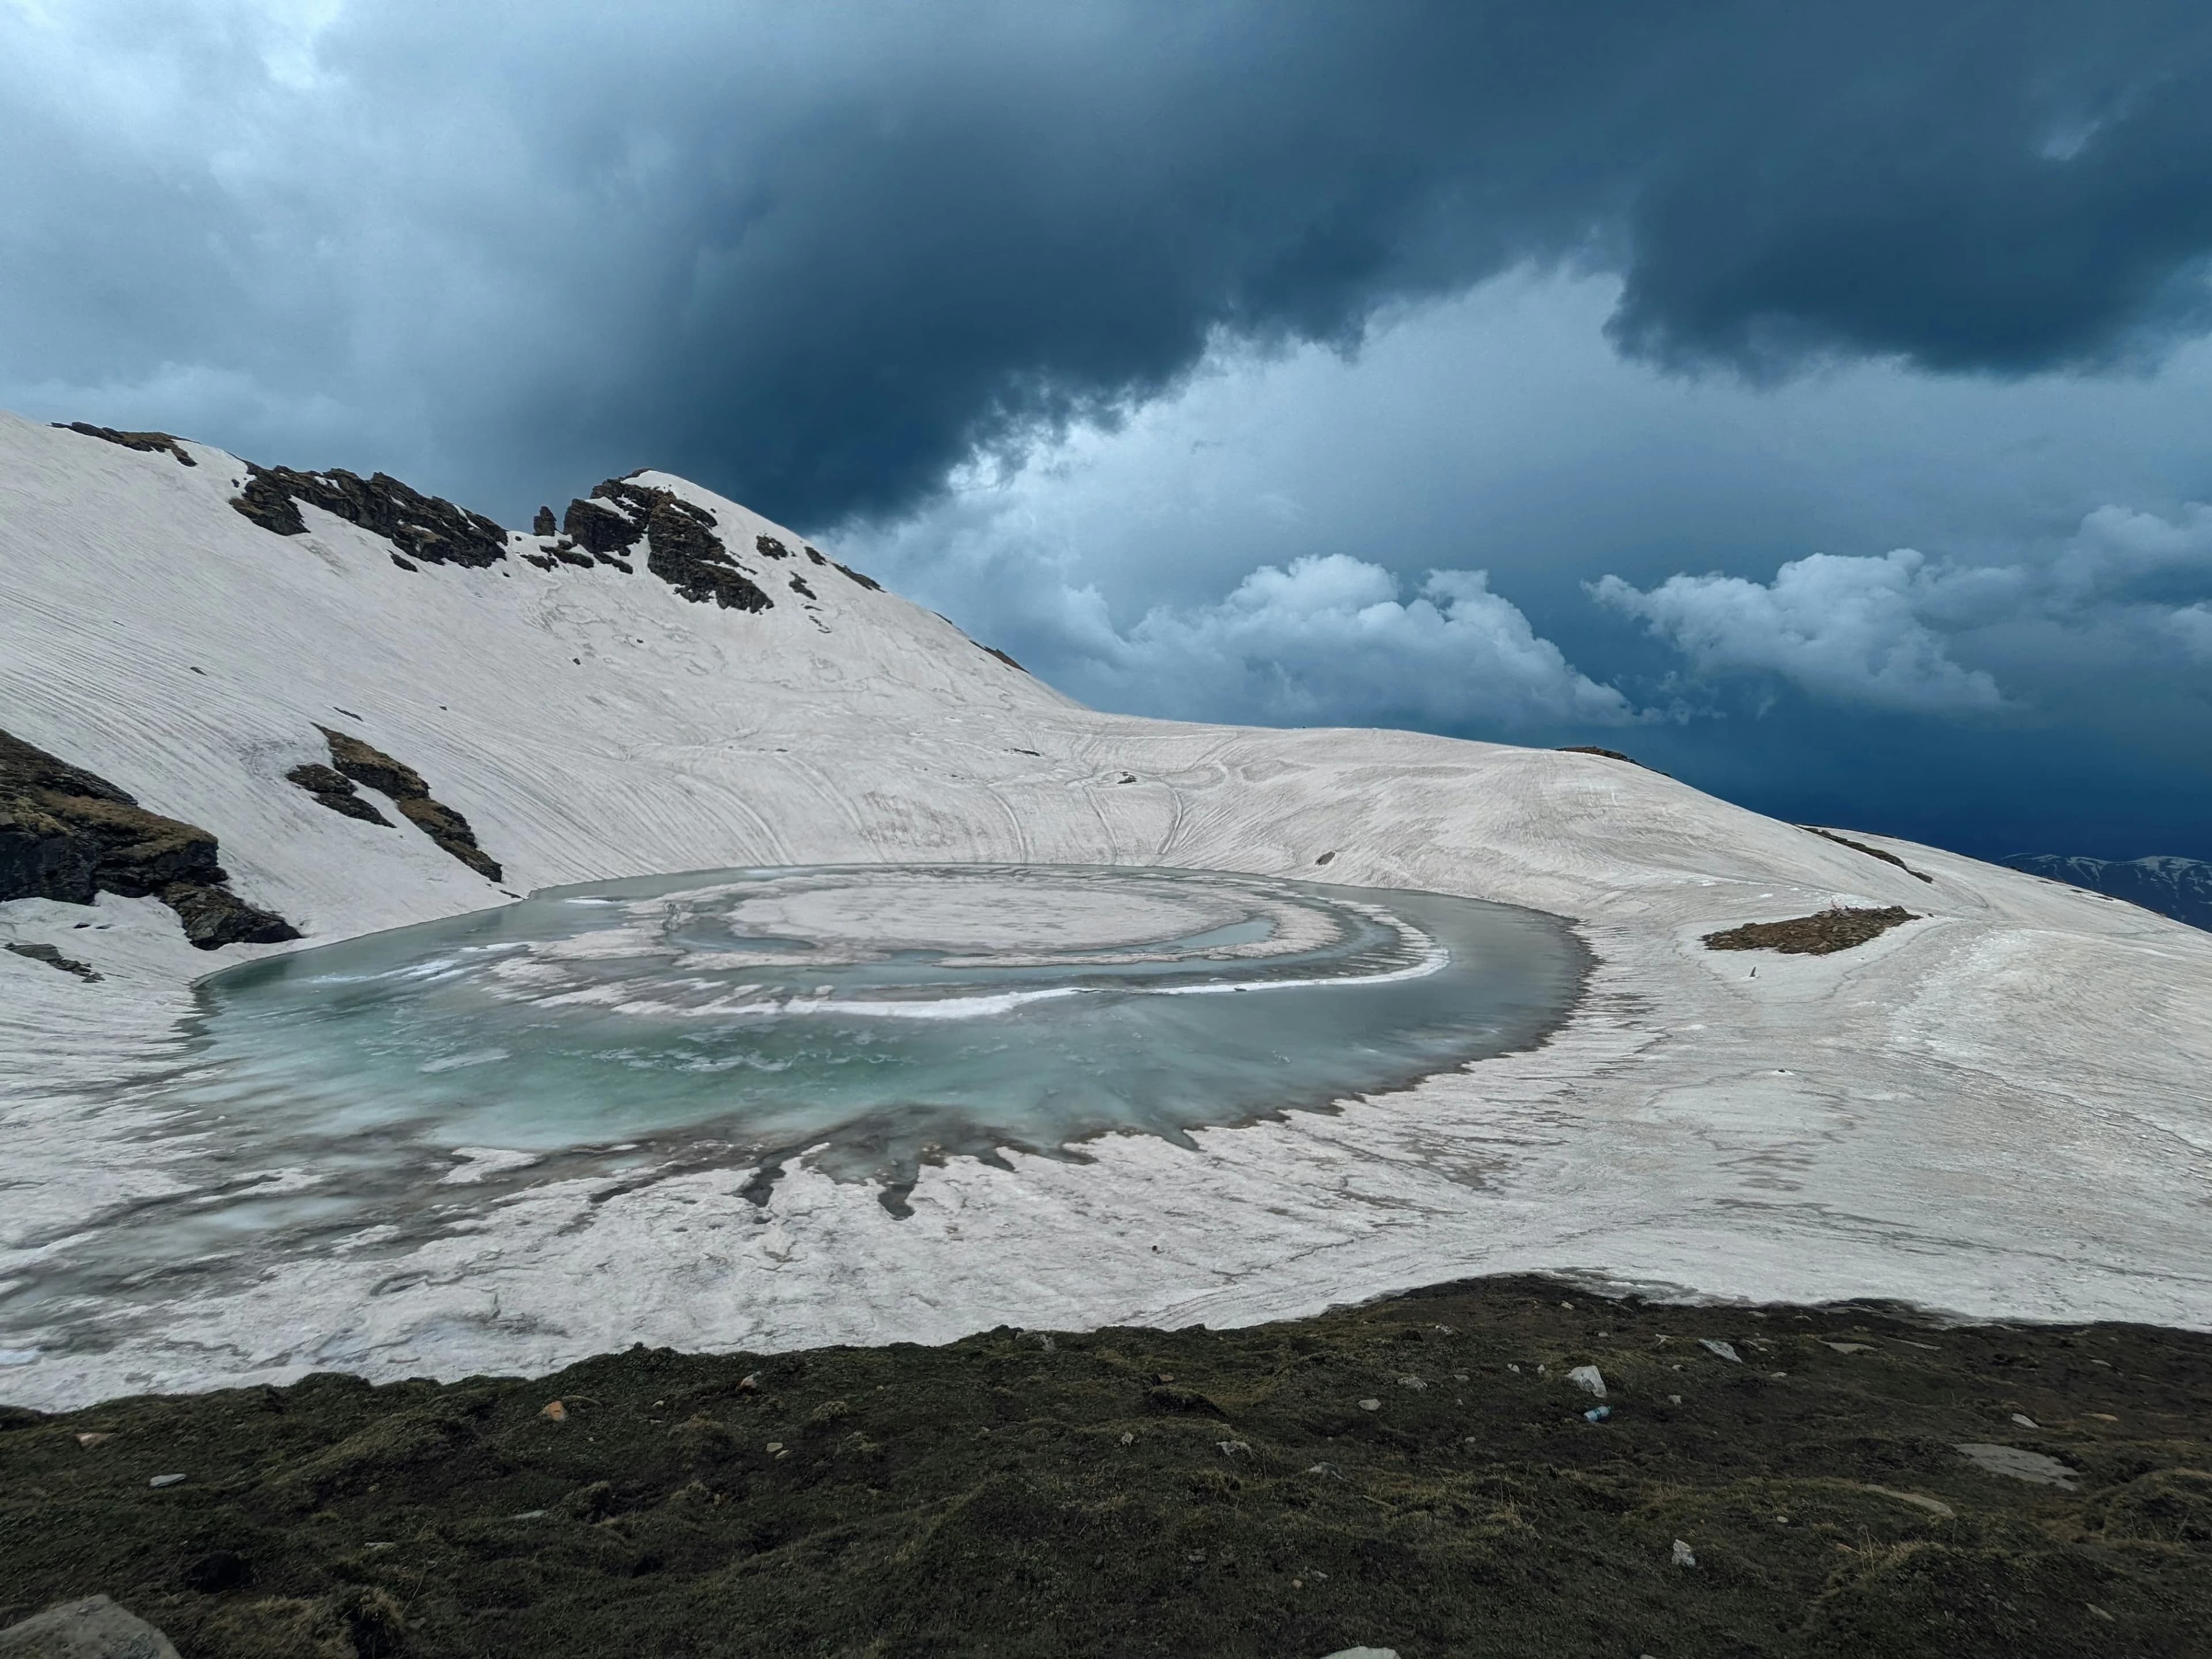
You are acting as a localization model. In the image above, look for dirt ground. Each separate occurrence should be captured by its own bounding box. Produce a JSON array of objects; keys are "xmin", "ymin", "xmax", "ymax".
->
[
  {"xmin": 3, "ymin": 1274, "xmax": 2207, "ymax": 1657},
  {"xmin": 1703, "ymin": 907, "xmax": 1919, "ymax": 956}
]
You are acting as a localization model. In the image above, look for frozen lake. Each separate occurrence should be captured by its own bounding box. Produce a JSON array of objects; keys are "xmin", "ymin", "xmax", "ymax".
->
[{"xmin": 9, "ymin": 866, "xmax": 1584, "ymax": 1349}]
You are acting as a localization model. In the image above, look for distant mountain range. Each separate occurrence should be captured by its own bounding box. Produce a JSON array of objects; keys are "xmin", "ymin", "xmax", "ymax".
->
[{"xmin": 2002, "ymin": 854, "xmax": 2212, "ymax": 932}]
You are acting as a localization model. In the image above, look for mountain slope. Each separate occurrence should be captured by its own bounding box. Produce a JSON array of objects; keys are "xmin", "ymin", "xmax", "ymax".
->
[
  {"xmin": 3, "ymin": 408, "xmax": 2210, "ymax": 1409},
  {"xmin": 2004, "ymin": 852, "xmax": 2212, "ymax": 932}
]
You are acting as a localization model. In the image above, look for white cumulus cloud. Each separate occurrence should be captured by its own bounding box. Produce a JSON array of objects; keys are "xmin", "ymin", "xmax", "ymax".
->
[
  {"xmin": 1590, "ymin": 548, "xmax": 2008, "ymax": 712},
  {"xmin": 1116, "ymin": 555, "xmax": 1638, "ymax": 728}
]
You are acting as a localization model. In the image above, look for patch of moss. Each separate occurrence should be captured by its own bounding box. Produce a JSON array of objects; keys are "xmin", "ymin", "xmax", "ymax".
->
[{"xmin": 1703, "ymin": 906, "xmax": 1918, "ymax": 955}]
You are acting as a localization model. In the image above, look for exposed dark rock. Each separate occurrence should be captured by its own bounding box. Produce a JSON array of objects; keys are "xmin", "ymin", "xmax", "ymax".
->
[
  {"xmin": 804, "ymin": 545, "xmax": 828, "ymax": 565},
  {"xmin": 55, "ymin": 422, "xmax": 197, "ymax": 467},
  {"xmin": 834, "ymin": 560, "xmax": 882, "ymax": 592},
  {"xmin": 283, "ymin": 763, "xmax": 393, "ymax": 828},
  {"xmin": 229, "ymin": 469, "xmax": 307, "ymax": 535},
  {"xmin": 755, "ymin": 535, "xmax": 792, "ymax": 559},
  {"xmin": 534, "ymin": 505, "xmax": 558, "ymax": 536},
  {"xmin": 0, "ymin": 728, "xmax": 299, "ymax": 948},
  {"xmin": 392, "ymin": 798, "xmax": 502, "ymax": 881},
  {"xmin": 789, "ymin": 574, "xmax": 816, "ymax": 599},
  {"xmin": 553, "ymin": 547, "xmax": 594, "ymax": 569},
  {"xmin": 229, "ymin": 464, "xmax": 507, "ymax": 567},
  {"xmin": 6, "ymin": 940, "xmax": 101, "ymax": 982},
  {"xmin": 980, "ymin": 645, "xmax": 1026, "ymax": 672},
  {"xmin": 161, "ymin": 881, "xmax": 302, "ymax": 949},
  {"xmin": 316, "ymin": 730, "xmax": 426, "ymax": 801},
  {"xmin": 523, "ymin": 553, "xmax": 559, "ymax": 571},
  {"xmin": 1703, "ymin": 906, "xmax": 1918, "ymax": 955},
  {"xmin": 595, "ymin": 554, "xmax": 634, "ymax": 573},
  {"xmin": 562, "ymin": 497, "xmax": 642, "ymax": 555},
  {"xmin": 1802, "ymin": 824, "xmax": 1936, "ymax": 883},
  {"xmin": 316, "ymin": 728, "xmax": 502, "ymax": 881},
  {"xmin": 566, "ymin": 479, "xmax": 774, "ymax": 613},
  {"xmin": 391, "ymin": 553, "xmax": 418, "ymax": 572}
]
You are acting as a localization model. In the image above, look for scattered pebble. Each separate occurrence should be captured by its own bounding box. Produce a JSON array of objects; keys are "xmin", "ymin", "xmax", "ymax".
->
[
  {"xmin": 1672, "ymin": 1539, "xmax": 1698, "ymax": 1569},
  {"xmin": 1668, "ymin": 1394, "xmax": 1682, "ymax": 1404},
  {"xmin": 1398, "ymin": 1375, "xmax": 1426, "ymax": 1391},
  {"xmin": 73, "ymin": 1432, "xmax": 112, "ymax": 1447},
  {"xmin": 540, "ymin": 1400, "xmax": 567, "ymax": 1422},
  {"xmin": 1699, "ymin": 1339, "xmax": 1742, "ymax": 1363},
  {"xmin": 1358, "ymin": 1398, "xmax": 1380, "ymax": 1412},
  {"xmin": 1216, "ymin": 1440, "xmax": 1252, "ymax": 1459},
  {"xmin": 1119, "ymin": 1431, "xmax": 1134, "ymax": 1446},
  {"xmin": 149, "ymin": 1474, "xmax": 185, "ymax": 1488},
  {"xmin": 2012, "ymin": 1413, "xmax": 2039, "ymax": 1429},
  {"xmin": 1823, "ymin": 1341, "xmax": 1874, "ymax": 1354},
  {"xmin": 765, "ymin": 1442, "xmax": 784, "ymax": 1454}
]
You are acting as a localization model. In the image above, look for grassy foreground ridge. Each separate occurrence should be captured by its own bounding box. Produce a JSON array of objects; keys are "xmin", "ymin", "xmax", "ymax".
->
[{"xmin": 3, "ymin": 1274, "xmax": 2207, "ymax": 1657}]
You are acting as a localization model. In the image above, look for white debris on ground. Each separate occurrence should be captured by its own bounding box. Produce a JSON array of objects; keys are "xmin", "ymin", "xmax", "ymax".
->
[
  {"xmin": 1956, "ymin": 1444, "xmax": 2080, "ymax": 1487},
  {"xmin": 4, "ymin": 407, "xmax": 2211, "ymax": 1411}
]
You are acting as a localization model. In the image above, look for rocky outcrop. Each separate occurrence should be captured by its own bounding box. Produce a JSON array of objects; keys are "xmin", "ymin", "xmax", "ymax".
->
[
  {"xmin": 0, "ymin": 1594, "xmax": 180, "ymax": 1657},
  {"xmin": 0, "ymin": 728, "xmax": 300, "ymax": 949},
  {"xmin": 6, "ymin": 941, "xmax": 101, "ymax": 982},
  {"xmin": 283, "ymin": 763, "xmax": 394, "ymax": 827},
  {"xmin": 316, "ymin": 728, "xmax": 502, "ymax": 881},
  {"xmin": 563, "ymin": 479, "xmax": 772, "ymax": 613},
  {"xmin": 533, "ymin": 505, "xmax": 558, "ymax": 536},
  {"xmin": 1802, "ymin": 824, "xmax": 1934, "ymax": 883},
  {"xmin": 54, "ymin": 422, "xmax": 196, "ymax": 467},
  {"xmin": 230, "ymin": 465, "xmax": 508, "ymax": 568},
  {"xmin": 834, "ymin": 560, "xmax": 882, "ymax": 592}
]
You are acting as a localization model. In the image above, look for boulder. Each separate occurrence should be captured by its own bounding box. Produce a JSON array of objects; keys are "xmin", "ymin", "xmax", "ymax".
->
[{"xmin": 0, "ymin": 1595, "xmax": 180, "ymax": 1659}]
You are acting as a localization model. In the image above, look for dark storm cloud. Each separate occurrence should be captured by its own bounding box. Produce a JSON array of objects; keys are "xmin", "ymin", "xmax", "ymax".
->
[{"xmin": 5, "ymin": 2, "xmax": 2212, "ymax": 525}]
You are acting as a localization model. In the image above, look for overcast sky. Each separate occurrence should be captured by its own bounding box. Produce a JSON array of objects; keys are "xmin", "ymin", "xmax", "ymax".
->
[{"xmin": 7, "ymin": 1, "xmax": 2212, "ymax": 861}]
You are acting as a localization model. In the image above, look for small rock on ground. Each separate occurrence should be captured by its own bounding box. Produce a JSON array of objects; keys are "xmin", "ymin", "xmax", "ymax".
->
[
  {"xmin": 1957, "ymin": 1443, "xmax": 2077, "ymax": 1487},
  {"xmin": 0, "ymin": 1595, "xmax": 180, "ymax": 1658}
]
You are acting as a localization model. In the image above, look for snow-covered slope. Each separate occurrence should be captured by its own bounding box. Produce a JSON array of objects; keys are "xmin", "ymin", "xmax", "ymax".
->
[{"xmin": 4, "ymin": 409, "xmax": 2209, "ymax": 1408}]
